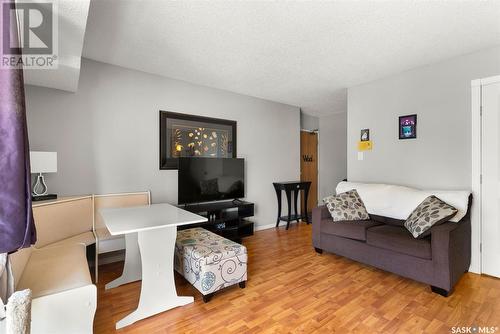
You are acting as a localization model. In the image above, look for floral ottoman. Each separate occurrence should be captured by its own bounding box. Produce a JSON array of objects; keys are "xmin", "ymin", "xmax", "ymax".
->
[{"xmin": 174, "ymin": 227, "xmax": 247, "ymax": 302}]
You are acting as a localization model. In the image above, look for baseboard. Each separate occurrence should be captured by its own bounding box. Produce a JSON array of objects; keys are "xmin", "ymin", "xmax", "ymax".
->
[
  {"xmin": 468, "ymin": 262, "xmax": 480, "ymax": 274},
  {"xmin": 255, "ymin": 221, "xmax": 300, "ymax": 231},
  {"xmin": 98, "ymin": 237, "xmax": 125, "ymax": 254},
  {"xmin": 98, "ymin": 250, "xmax": 125, "ymax": 265},
  {"xmin": 255, "ymin": 223, "xmax": 276, "ymax": 231}
]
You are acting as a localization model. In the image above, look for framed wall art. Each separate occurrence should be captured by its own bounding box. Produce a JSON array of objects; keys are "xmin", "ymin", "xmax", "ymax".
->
[
  {"xmin": 159, "ymin": 111, "xmax": 237, "ymax": 169},
  {"xmin": 399, "ymin": 114, "xmax": 417, "ymax": 140},
  {"xmin": 360, "ymin": 129, "xmax": 370, "ymax": 141}
]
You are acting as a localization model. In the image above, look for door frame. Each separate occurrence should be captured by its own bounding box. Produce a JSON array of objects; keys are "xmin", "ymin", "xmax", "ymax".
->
[
  {"xmin": 471, "ymin": 75, "xmax": 500, "ymax": 275},
  {"xmin": 300, "ymin": 129, "xmax": 320, "ymax": 209}
]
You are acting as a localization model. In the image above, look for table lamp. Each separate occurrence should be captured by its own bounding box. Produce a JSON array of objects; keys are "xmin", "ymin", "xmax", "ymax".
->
[{"xmin": 30, "ymin": 151, "xmax": 58, "ymax": 201}]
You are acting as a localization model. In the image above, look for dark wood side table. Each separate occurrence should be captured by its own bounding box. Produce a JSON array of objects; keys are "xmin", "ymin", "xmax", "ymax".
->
[{"xmin": 273, "ymin": 181, "xmax": 311, "ymax": 230}]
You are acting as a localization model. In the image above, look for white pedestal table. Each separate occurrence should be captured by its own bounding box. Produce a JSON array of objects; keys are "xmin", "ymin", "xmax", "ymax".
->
[{"xmin": 99, "ymin": 203, "xmax": 207, "ymax": 329}]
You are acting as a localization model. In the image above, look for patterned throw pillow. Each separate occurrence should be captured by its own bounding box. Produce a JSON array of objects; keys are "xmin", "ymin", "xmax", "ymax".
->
[
  {"xmin": 323, "ymin": 189, "xmax": 370, "ymax": 222},
  {"xmin": 404, "ymin": 196, "xmax": 458, "ymax": 238}
]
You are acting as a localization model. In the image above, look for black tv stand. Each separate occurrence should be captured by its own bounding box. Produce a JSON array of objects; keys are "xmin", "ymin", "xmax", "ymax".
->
[
  {"xmin": 179, "ymin": 200, "xmax": 254, "ymax": 242},
  {"xmin": 231, "ymin": 198, "xmax": 245, "ymax": 205}
]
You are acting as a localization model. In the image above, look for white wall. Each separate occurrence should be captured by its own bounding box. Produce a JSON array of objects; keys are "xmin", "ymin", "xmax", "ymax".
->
[
  {"xmin": 300, "ymin": 112, "xmax": 319, "ymax": 131},
  {"xmin": 319, "ymin": 112, "xmax": 347, "ymax": 200},
  {"xmin": 347, "ymin": 46, "xmax": 500, "ymax": 274},
  {"xmin": 300, "ymin": 111, "xmax": 347, "ymax": 205},
  {"xmin": 347, "ymin": 46, "xmax": 500, "ymax": 190},
  {"xmin": 26, "ymin": 58, "xmax": 300, "ymax": 228}
]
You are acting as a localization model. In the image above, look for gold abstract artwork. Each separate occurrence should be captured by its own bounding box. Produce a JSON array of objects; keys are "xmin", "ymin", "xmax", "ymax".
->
[{"xmin": 171, "ymin": 125, "xmax": 230, "ymax": 158}]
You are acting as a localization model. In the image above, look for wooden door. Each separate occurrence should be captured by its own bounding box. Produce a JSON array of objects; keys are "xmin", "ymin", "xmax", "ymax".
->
[
  {"xmin": 300, "ymin": 131, "xmax": 318, "ymax": 216},
  {"xmin": 481, "ymin": 78, "xmax": 500, "ymax": 278}
]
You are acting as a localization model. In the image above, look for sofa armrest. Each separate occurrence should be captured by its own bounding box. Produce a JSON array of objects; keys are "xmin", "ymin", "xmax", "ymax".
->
[
  {"xmin": 430, "ymin": 220, "xmax": 461, "ymax": 237},
  {"xmin": 313, "ymin": 205, "xmax": 330, "ymax": 220},
  {"xmin": 312, "ymin": 205, "xmax": 330, "ymax": 249},
  {"xmin": 430, "ymin": 218, "xmax": 471, "ymax": 291}
]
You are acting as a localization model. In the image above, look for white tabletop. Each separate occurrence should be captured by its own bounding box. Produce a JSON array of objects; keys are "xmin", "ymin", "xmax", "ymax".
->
[{"xmin": 99, "ymin": 203, "xmax": 207, "ymax": 235}]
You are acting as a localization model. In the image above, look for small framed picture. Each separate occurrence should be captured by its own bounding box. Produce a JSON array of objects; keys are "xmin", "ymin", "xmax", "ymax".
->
[
  {"xmin": 399, "ymin": 114, "xmax": 417, "ymax": 139},
  {"xmin": 360, "ymin": 129, "xmax": 370, "ymax": 142}
]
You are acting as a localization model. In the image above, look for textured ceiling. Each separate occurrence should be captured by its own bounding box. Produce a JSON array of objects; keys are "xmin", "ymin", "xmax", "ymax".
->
[
  {"xmin": 24, "ymin": 0, "xmax": 90, "ymax": 92},
  {"xmin": 82, "ymin": 0, "xmax": 500, "ymax": 116}
]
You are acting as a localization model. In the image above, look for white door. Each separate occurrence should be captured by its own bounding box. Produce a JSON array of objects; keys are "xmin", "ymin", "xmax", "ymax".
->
[{"xmin": 481, "ymin": 78, "xmax": 500, "ymax": 277}]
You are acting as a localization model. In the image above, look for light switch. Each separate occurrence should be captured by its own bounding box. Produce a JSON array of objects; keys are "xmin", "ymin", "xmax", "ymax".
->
[{"xmin": 357, "ymin": 152, "xmax": 364, "ymax": 161}]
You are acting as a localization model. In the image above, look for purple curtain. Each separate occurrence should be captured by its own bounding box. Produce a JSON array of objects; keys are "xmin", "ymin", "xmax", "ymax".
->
[{"xmin": 0, "ymin": 0, "xmax": 36, "ymax": 253}]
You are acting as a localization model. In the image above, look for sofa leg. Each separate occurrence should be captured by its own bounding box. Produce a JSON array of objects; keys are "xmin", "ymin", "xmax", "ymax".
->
[
  {"xmin": 431, "ymin": 286, "xmax": 451, "ymax": 297},
  {"xmin": 202, "ymin": 293, "xmax": 214, "ymax": 303},
  {"xmin": 314, "ymin": 247, "xmax": 323, "ymax": 254},
  {"xmin": 239, "ymin": 281, "xmax": 246, "ymax": 289}
]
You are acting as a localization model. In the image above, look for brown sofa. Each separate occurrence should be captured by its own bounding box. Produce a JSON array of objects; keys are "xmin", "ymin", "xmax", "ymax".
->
[{"xmin": 312, "ymin": 196, "xmax": 472, "ymax": 297}]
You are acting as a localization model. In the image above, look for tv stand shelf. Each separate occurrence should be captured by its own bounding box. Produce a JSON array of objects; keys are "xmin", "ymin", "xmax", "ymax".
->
[{"xmin": 178, "ymin": 200, "xmax": 254, "ymax": 242}]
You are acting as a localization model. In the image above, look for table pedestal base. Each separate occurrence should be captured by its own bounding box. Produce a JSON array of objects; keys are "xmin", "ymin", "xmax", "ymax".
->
[
  {"xmin": 111, "ymin": 226, "xmax": 194, "ymax": 329},
  {"xmin": 105, "ymin": 233, "xmax": 142, "ymax": 290},
  {"xmin": 116, "ymin": 296, "xmax": 193, "ymax": 329}
]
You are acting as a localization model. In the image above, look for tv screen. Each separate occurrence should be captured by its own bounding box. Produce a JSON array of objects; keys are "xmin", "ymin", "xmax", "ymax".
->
[{"xmin": 178, "ymin": 158, "xmax": 244, "ymax": 205}]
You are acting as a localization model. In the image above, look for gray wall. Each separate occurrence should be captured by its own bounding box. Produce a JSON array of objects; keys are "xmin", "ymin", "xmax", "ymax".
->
[
  {"xmin": 300, "ymin": 111, "xmax": 319, "ymax": 131},
  {"xmin": 347, "ymin": 46, "xmax": 500, "ymax": 190},
  {"xmin": 319, "ymin": 112, "xmax": 347, "ymax": 199},
  {"xmin": 300, "ymin": 110, "xmax": 347, "ymax": 204},
  {"xmin": 26, "ymin": 58, "xmax": 300, "ymax": 228}
]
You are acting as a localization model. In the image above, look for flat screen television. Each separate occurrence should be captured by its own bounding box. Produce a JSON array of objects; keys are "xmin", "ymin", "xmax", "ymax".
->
[{"xmin": 178, "ymin": 158, "xmax": 245, "ymax": 205}]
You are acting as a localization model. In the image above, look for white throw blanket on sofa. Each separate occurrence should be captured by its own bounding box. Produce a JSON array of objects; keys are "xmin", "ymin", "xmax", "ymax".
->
[{"xmin": 336, "ymin": 181, "xmax": 470, "ymax": 223}]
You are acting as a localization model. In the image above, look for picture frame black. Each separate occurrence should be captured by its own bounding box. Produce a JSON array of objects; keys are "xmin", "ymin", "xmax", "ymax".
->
[
  {"xmin": 360, "ymin": 129, "xmax": 370, "ymax": 142},
  {"xmin": 159, "ymin": 111, "xmax": 237, "ymax": 170},
  {"xmin": 398, "ymin": 114, "xmax": 417, "ymax": 140}
]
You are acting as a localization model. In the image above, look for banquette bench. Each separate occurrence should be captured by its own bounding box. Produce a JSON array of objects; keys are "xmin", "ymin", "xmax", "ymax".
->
[
  {"xmin": 1, "ymin": 191, "xmax": 150, "ymax": 333},
  {"xmin": 9, "ymin": 244, "xmax": 96, "ymax": 334}
]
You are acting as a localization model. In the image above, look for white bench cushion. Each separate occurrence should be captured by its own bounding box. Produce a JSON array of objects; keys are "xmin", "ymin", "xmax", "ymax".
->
[
  {"xmin": 33, "ymin": 197, "xmax": 93, "ymax": 248},
  {"xmin": 42, "ymin": 232, "xmax": 96, "ymax": 248},
  {"xmin": 17, "ymin": 245, "xmax": 91, "ymax": 298}
]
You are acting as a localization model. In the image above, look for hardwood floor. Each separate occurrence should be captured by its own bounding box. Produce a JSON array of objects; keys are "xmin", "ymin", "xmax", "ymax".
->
[{"xmin": 94, "ymin": 223, "xmax": 500, "ymax": 333}]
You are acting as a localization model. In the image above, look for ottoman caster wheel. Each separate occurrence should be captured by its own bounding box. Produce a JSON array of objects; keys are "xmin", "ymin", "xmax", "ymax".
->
[{"xmin": 202, "ymin": 293, "xmax": 214, "ymax": 303}]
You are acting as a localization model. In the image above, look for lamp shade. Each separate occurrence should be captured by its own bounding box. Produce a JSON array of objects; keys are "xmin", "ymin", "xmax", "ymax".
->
[{"xmin": 30, "ymin": 151, "xmax": 57, "ymax": 173}]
